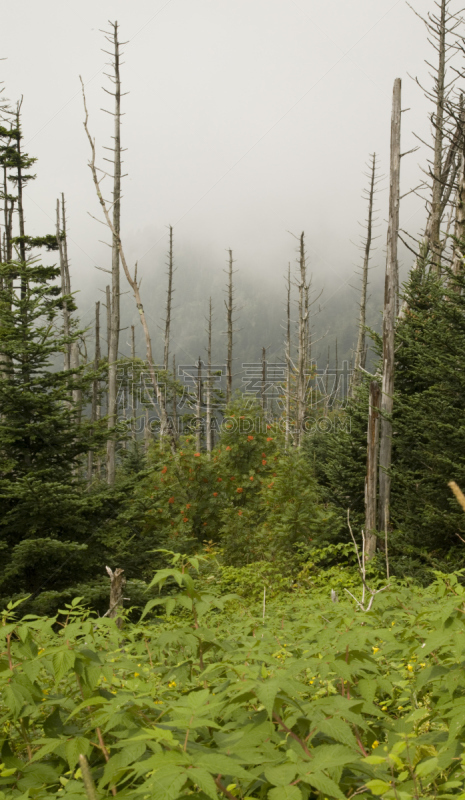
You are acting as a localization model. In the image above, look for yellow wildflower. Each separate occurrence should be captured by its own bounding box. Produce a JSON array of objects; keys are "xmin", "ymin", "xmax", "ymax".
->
[
  {"xmin": 372, "ymin": 647, "xmax": 380, "ymax": 654},
  {"xmin": 372, "ymin": 740, "xmax": 379, "ymax": 749},
  {"xmin": 168, "ymin": 680, "xmax": 177, "ymax": 688}
]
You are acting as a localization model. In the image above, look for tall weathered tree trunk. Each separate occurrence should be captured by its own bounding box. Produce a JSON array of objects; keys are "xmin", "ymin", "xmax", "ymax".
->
[
  {"xmin": 71, "ymin": 340, "xmax": 82, "ymax": 425},
  {"xmin": 408, "ymin": 0, "xmax": 461, "ymax": 278},
  {"xmin": 334, "ymin": 338, "xmax": 339, "ymax": 409},
  {"xmin": 164, "ymin": 225, "xmax": 174, "ymax": 372},
  {"xmin": 15, "ymin": 104, "xmax": 26, "ymax": 266},
  {"xmin": 353, "ymin": 154, "xmax": 377, "ymax": 385},
  {"xmin": 378, "ymin": 78, "xmax": 401, "ymax": 537},
  {"xmin": 326, "ymin": 347, "xmax": 331, "ymax": 415},
  {"xmin": 3, "ymin": 154, "xmax": 14, "ymax": 262},
  {"xmin": 295, "ymin": 233, "xmax": 309, "ymax": 447},
  {"xmin": 56, "ymin": 195, "xmax": 71, "ymax": 372},
  {"xmin": 144, "ymin": 407, "xmax": 150, "ymax": 453},
  {"xmin": 365, "ymin": 380, "xmax": 381, "ymax": 560},
  {"xmin": 430, "ymin": 0, "xmax": 447, "ymax": 273},
  {"xmin": 172, "ymin": 354, "xmax": 178, "ymax": 441},
  {"xmin": 285, "ymin": 264, "xmax": 292, "ymax": 451},
  {"xmin": 105, "ymin": 22, "xmax": 122, "ymax": 486},
  {"xmin": 261, "ymin": 347, "xmax": 266, "ymax": 413},
  {"xmin": 130, "ymin": 324, "xmax": 136, "ymax": 441},
  {"xmin": 206, "ymin": 298, "xmax": 213, "ymax": 455},
  {"xmin": 82, "ymin": 49, "xmax": 177, "ymax": 454},
  {"xmin": 225, "ymin": 250, "xmax": 234, "ymax": 406},
  {"xmin": 88, "ymin": 300, "xmax": 101, "ymax": 484},
  {"xmin": 196, "ymin": 357, "xmax": 202, "ymax": 452},
  {"xmin": 452, "ymin": 97, "xmax": 465, "ymax": 280}
]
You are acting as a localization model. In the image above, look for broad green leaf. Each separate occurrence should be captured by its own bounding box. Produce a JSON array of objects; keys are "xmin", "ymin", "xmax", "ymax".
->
[
  {"xmin": 265, "ymin": 764, "xmax": 297, "ymax": 785},
  {"xmin": 366, "ymin": 779, "xmax": 392, "ymax": 795},
  {"xmin": 316, "ymin": 717, "xmax": 357, "ymax": 749},
  {"xmin": 146, "ymin": 765, "xmax": 187, "ymax": 799},
  {"xmin": 255, "ymin": 680, "xmax": 280, "ymax": 718},
  {"xmin": 165, "ymin": 598, "xmax": 176, "ymax": 617},
  {"xmin": 309, "ymin": 744, "xmax": 357, "ymax": 771},
  {"xmin": 195, "ymin": 753, "xmax": 251, "ymax": 781},
  {"xmin": 65, "ymin": 736, "xmax": 90, "ymax": 770},
  {"xmin": 67, "ymin": 694, "xmax": 108, "ymax": 718},
  {"xmin": 52, "ymin": 649, "xmax": 75, "ymax": 682},
  {"xmin": 3, "ymin": 686, "xmax": 26, "ymax": 720},
  {"xmin": 306, "ymin": 771, "xmax": 346, "ymax": 800},
  {"xmin": 268, "ymin": 786, "xmax": 302, "ymax": 799},
  {"xmin": 415, "ymin": 756, "xmax": 438, "ymax": 778},
  {"xmin": 189, "ymin": 767, "xmax": 218, "ymax": 799}
]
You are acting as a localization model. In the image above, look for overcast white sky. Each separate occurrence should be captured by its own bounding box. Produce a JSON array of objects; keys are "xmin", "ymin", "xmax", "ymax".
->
[{"xmin": 1, "ymin": 0, "xmax": 441, "ymax": 357}]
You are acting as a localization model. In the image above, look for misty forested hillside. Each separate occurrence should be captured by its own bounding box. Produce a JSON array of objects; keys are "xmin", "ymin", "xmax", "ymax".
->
[{"xmin": 2, "ymin": 1, "xmax": 465, "ymax": 798}]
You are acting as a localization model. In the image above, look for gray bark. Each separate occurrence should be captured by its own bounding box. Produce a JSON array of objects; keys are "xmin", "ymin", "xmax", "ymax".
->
[
  {"xmin": 295, "ymin": 233, "xmax": 309, "ymax": 447},
  {"xmin": 285, "ymin": 263, "xmax": 292, "ymax": 451},
  {"xmin": 88, "ymin": 301, "xmax": 101, "ymax": 483},
  {"xmin": 261, "ymin": 347, "xmax": 266, "ymax": 413},
  {"xmin": 56, "ymin": 196, "xmax": 71, "ymax": 372},
  {"xmin": 82, "ymin": 63, "xmax": 178, "ymax": 454},
  {"xmin": 196, "ymin": 357, "xmax": 202, "ymax": 453},
  {"xmin": 378, "ymin": 79, "xmax": 401, "ymax": 537},
  {"xmin": 430, "ymin": 0, "xmax": 447, "ymax": 273},
  {"xmin": 130, "ymin": 324, "xmax": 136, "ymax": 441},
  {"xmin": 172, "ymin": 354, "xmax": 178, "ymax": 441},
  {"xmin": 164, "ymin": 225, "xmax": 174, "ymax": 372},
  {"xmin": 71, "ymin": 340, "xmax": 82, "ymax": 424},
  {"xmin": 106, "ymin": 21, "xmax": 122, "ymax": 486},
  {"xmin": 225, "ymin": 250, "xmax": 234, "ymax": 405},
  {"xmin": 206, "ymin": 298, "xmax": 213, "ymax": 455},
  {"xmin": 353, "ymin": 154, "xmax": 377, "ymax": 385},
  {"xmin": 365, "ymin": 380, "xmax": 380, "ymax": 560}
]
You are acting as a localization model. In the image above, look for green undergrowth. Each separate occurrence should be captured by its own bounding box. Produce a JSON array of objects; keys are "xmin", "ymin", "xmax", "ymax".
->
[{"xmin": 2, "ymin": 557, "xmax": 465, "ymax": 799}]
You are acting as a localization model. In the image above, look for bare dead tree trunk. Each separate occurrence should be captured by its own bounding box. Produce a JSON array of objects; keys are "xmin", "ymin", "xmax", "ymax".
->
[
  {"xmin": 103, "ymin": 22, "xmax": 123, "ymax": 486},
  {"xmin": 88, "ymin": 301, "xmax": 101, "ymax": 484},
  {"xmin": 453, "ymin": 97, "xmax": 465, "ymax": 279},
  {"xmin": 144, "ymin": 407, "xmax": 150, "ymax": 453},
  {"xmin": 429, "ymin": 0, "xmax": 447, "ymax": 272},
  {"xmin": 105, "ymin": 566, "xmax": 125, "ymax": 629},
  {"xmin": 365, "ymin": 380, "xmax": 381, "ymax": 560},
  {"xmin": 130, "ymin": 324, "xmax": 136, "ymax": 441},
  {"xmin": 15, "ymin": 102, "xmax": 26, "ymax": 266},
  {"xmin": 324, "ymin": 346, "xmax": 330, "ymax": 415},
  {"xmin": 409, "ymin": 0, "xmax": 461, "ymax": 276},
  {"xmin": 295, "ymin": 233, "xmax": 309, "ymax": 447},
  {"xmin": 196, "ymin": 357, "xmax": 202, "ymax": 452},
  {"xmin": 378, "ymin": 78, "xmax": 401, "ymax": 538},
  {"xmin": 3, "ymin": 153, "xmax": 14, "ymax": 262},
  {"xmin": 206, "ymin": 298, "xmax": 213, "ymax": 455},
  {"xmin": 261, "ymin": 347, "xmax": 266, "ymax": 413},
  {"xmin": 81, "ymin": 78, "xmax": 177, "ymax": 454},
  {"xmin": 172, "ymin": 354, "xmax": 178, "ymax": 441},
  {"xmin": 71, "ymin": 340, "xmax": 82, "ymax": 425},
  {"xmin": 353, "ymin": 154, "xmax": 378, "ymax": 386},
  {"xmin": 285, "ymin": 263, "xmax": 292, "ymax": 451},
  {"xmin": 105, "ymin": 285, "xmax": 111, "ymax": 361},
  {"xmin": 164, "ymin": 225, "xmax": 174, "ymax": 372},
  {"xmin": 56, "ymin": 195, "xmax": 71, "ymax": 372},
  {"xmin": 225, "ymin": 250, "xmax": 236, "ymax": 406},
  {"xmin": 334, "ymin": 337, "xmax": 339, "ymax": 408}
]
